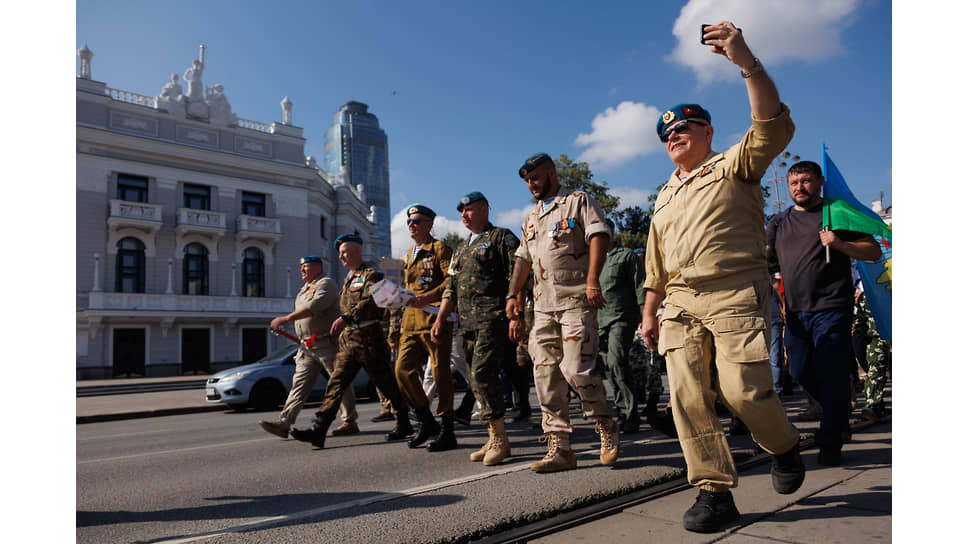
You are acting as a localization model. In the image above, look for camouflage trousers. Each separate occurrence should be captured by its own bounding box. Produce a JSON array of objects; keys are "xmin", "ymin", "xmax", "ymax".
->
[
  {"xmin": 628, "ymin": 330, "xmax": 666, "ymax": 401},
  {"xmin": 460, "ymin": 321, "xmax": 508, "ymax": 422},
  {"xmin": 530, "ymin": 307, "xmax": 612, "ymax": 433},
  {"xmin": 864, "ymin": 337, "xmax": 892, "ymax": 408}
]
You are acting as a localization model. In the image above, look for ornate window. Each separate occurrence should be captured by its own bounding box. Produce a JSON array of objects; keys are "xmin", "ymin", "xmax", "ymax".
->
[
  {"xmin": 183, "ymin": 243, "xmax": 209, "ymax": 295},
  {"xmin": 117, "ymin": 174, "xmax": 149, "ymax": 202},
  {"xmin": 242, "ymin": 247, "xmax": 264, "ymax": 297},
  {"xmin": 183, "ymin": 183, "xmax": 211, "ymax": 210},
  {"xmin": 115, "ymin": 237, "xmax": 145, "ymax": 293},
  {"xmin": 241, "ymin": 191, "xmax": 266, "ymax": 217}
]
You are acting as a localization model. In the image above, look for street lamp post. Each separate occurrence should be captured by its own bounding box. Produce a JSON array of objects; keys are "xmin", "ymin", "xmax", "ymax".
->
[{"xmin": 768, "ymin": 150, "xmax": 799, "ymax": 215}]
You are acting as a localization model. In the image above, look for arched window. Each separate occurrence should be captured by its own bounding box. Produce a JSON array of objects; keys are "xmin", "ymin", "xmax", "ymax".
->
[
  {"xmin": 242, "ymin": 247, "xmax": 264, "ymax": 297},
  {"xmin": 183, "ymin": 243, "xmax": 209, "ymax": 295},
  {"xmin": 116, "ymin": 237, "xmax": 145, "ymax": 293}
]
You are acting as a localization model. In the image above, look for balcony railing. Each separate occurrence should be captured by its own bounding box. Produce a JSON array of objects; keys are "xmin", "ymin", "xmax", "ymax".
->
[
  {"xmin": 86, "ymin": 291, "xmax": 291, "ymax": 314},
  {"xmin": 107, "ymin": 199, "xmax": 163, "ymax": 233},
  {"xmin": 236, "ymin": 118, "xmax": 272, "ymax": 133},
  {"xmin": 176, "ymin": 208, "xmax": 227, "ymax": 236},
  {"xmin": 236, "ymin": 215, "xmax": 282, "ymax": 242}
]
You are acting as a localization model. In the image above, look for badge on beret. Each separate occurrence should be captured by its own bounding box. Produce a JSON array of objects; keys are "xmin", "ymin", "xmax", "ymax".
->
[
  {"xmin": 662, "ymin": 111, "xmax": 676, "ymax": 124},
  {"xmin": 407, "ymin": 206, "xmax": 418, "ymax": 215}
]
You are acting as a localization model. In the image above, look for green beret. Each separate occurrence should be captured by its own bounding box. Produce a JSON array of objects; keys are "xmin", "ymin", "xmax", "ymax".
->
[
  {"xmin": 457, "ymin": 191, "xmax": 488, "ymax": 212},
  {"xmin": 518, "ymin": 152, "xmax": 552, "ymax": 178},
  {"xmin": 406, "ymin": 204, "xmax": 436, "ymax": 219},
  {"xmin": 334, "ymin": 233, "xmax": 363, "ymax": 249}
]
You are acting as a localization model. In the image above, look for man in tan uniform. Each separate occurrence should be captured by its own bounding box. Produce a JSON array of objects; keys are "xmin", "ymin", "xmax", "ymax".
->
[
  {"xmin": 641, "ymin": 22, "xmax": 805, "ymax": 533},
  {"xmin": 505, "ymin": 152, "xmax": 620, "ymax": 473},
  {"xmin": 259, "ymin": 256, "xmax": 357, "ymax": 438},
  {"xmin": 389, "ymin": 204, "xmax": 457, "ymax": 451}
]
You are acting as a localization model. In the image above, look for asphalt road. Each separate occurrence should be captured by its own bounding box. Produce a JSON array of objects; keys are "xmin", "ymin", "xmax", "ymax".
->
[{"xmin": 78, "ymin": 391, "xmax": 740, "ymax": 544}]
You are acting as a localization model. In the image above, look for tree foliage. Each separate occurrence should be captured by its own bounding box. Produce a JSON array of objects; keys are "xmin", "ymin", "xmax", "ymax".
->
[
  {"xmin": 441, "ymin": 231, "xmax": 464, "ymax": 251},
  {"xmin": 554, "ymin": 154, "xmax": 620, "ymax": 216}
]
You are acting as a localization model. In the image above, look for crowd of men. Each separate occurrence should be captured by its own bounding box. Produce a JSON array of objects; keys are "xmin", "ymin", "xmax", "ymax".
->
[{"xmin": 256, "ymin": 21, "xmax": 890, "ymax": 534}]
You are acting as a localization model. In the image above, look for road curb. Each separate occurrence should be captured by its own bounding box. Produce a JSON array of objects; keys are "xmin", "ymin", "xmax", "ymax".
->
[{"xmin": 76, "ymin": 404, "xmax": 226, "ymax": 424}]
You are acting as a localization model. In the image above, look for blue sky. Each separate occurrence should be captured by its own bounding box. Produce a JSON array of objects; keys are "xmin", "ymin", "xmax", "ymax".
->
[{"xmin": 74, "ymin": 0, "xmax": 893, "ymax": 257}]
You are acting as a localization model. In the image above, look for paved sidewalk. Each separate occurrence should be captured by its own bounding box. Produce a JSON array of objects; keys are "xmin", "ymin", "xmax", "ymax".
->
[{"xmin": 534, "ymin": 420, "xmax": 891, "ymax": 543}]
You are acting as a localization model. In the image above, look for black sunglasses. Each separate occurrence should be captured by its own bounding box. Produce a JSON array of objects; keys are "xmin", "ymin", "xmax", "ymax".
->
[
  {"xmin": 660, "ymin": 120, "xmax": 708, "ymax": 143},
  {"xmin": 407, "ymin": 218, "xmax": 423, "ymax": 226}
]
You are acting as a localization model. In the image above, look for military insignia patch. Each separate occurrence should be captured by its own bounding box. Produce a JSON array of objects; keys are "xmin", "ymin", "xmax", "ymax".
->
[
  {"xmin": 662, "ymin": 110, "xmax": 676, "ymax": 124},
  {"xmin": 699, "ymin": 164, "xmax": 714, "ymax": 177}
]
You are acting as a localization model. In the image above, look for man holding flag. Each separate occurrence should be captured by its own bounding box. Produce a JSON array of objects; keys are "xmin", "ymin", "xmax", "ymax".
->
[{"xmin": 766, "ymin": 159, "xmax": 882, "ymax": 467}]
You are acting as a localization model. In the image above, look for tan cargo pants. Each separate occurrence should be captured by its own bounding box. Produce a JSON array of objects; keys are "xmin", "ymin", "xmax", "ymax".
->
[
  {"xmin": 530, "ymin": 306, "xmax": 612, "ymax": 433},
  {"xmin": 659, "ymin": 278, "xmax": 800, "ymax": 491}
]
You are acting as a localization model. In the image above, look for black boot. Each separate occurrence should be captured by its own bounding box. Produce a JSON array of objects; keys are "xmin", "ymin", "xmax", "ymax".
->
[
  {"xmin": 290, "ymin": 412, "xmax": 335, "ymax": 449},
  {"xmin": 647, "ymin": 404, "xmax": 678, "ymax": 439},
  {"xmin": 427, "ymin": 415, "xmax": 458, "ymax": 452},
  {"xmin": 408, "ymin": 406, "xmax": 441, "ymax": 448},
  {"xmin": 683, "ymin": 489, "xmax": 740, "ymax": 533},
  {"xmin": 512, "ymin": 402, "xmax": 531, "ymax": 423},
  {"xmin": 641, "ymin": 391, "xmax": 659, "ymax": 417},
  {"xmin": 771, "ymin": 446, "xmax": 805, "ymax": 494},
  {"xmin": 454, "ymin": 392, "xmax": 476, "ymax": 426},
  {"xmin": 385, "ymin": 410, "xmax": 414, "ymax": 441},
  {"xmin": 622, "ymin": 411, "xmax": 641, "ymax": 434}
]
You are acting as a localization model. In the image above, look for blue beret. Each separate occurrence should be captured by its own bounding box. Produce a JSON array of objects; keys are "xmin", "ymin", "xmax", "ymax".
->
[
  {"xmin": 299, "ymin": 255, "xmax": 322, "ymax": 265},
  {"xmin": 406, "ymin": 204, "xmax": 436, "ymax": 219},
  {"xmin": 519, "ymin": 152, "xmax": 552, "ymax": 178},
  {"xmin": 634, "ymin": 248, "xmax": 645, "ymax": 255},
  {"xmin": 334, "ymin": 233, "xmax": 363, "ymax": 249},
  {"xmin": 457, "ymin": 191, "xmax": 488, "ymax": 212},
  {"xmin": 657, "ymin": 104, "xmax": 711, "ymax": 139}
]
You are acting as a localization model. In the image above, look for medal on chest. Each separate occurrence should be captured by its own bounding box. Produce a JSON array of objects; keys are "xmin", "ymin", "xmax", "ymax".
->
[
  {"xmin": 549, "ymin": 219, "xmax": 575, "ymax": 238},
  {"xmin": 475, "ymin": 241, "xmax": 491, "ymax": 256}
]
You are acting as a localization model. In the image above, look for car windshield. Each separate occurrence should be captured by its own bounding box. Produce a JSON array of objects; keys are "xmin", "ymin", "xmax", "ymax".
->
[{"xmin": 255, "ymin": 344, "xmax": 298, "ymax": 364}]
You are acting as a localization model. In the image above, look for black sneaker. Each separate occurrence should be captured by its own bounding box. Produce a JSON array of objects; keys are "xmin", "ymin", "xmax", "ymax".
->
[
  {"xmin": 818, "ymin": 447, "xmax": 844, "ymax": 466},
  {"xmin": 683, "ymin": 489, "xmax": 740, "ymax": 533},
  {"xmin": 771, "ymin": 446, "xmax": 805, "ymax": 494}
]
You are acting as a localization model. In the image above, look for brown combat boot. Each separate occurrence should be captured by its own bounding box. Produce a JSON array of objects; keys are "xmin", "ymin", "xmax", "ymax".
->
[
  {"xmin": 469, "ymin": 426, "xmax": 492, "ymax": 462},
  {"xmin": 596, "ymin": 417, "xmax": 620, "ymax": 466},
  {"xmin": 530, "ymin": 432, "xmax": 577, "ymax": 473},
  {"xmin": 258, "ymin": 419, "xmax": 290, "ymax": 439},
  {"xmin": 483, "ymin": 418, "xmax": 511, "ymax": 466}
]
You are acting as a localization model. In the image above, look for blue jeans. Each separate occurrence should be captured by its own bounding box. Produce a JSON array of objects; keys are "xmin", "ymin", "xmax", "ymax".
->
[
  {"xmin": 769, "ymin": 321, "xmax": 785, "ymax": 394},
  {"xmin": 784, "ymin": 309, "xmax": 853, "ymax": 451}
]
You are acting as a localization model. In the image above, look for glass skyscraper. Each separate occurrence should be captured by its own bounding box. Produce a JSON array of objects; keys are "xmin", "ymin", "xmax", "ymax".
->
[{"xmin": 323, "ymin": 101, "xmax": 391, "ymax": 259}]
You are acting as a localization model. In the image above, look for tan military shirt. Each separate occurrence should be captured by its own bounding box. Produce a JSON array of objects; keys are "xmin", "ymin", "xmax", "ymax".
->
[
  {"xmin": 645, "ymin": 105, "xmax": 795, "ymax": 297},
  {"xmin": 515, "ymin": 188, "xmax": 611, "ymax": 312},
  {"xmin": 293, "ymin": 274, "xmax": 339, "ymax": 341},
  {"xmin": 392, "ymin": 236, "xmax": 452, "ymax": 334}
]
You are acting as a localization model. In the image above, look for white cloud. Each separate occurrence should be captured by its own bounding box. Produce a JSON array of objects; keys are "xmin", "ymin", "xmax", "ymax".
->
[
  {"xmin": 574, "ymin": 101, "xmax": 666, "ymax": 170},
  {"xmin": 669, "ymin": 0, "xmax": 862, "ymax": 85},
  {"xmin": 495, "ymin": 204, "xmax": 535, "ymax": 233},
  {"xmin": 611, "ymin": 186, "xmax": 655, "ymax": 209}
]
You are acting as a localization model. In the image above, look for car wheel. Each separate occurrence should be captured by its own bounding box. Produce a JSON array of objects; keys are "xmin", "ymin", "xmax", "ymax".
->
[{"xmin": 249, "ymin": 379, "xmax": 286, "ymax": 412}]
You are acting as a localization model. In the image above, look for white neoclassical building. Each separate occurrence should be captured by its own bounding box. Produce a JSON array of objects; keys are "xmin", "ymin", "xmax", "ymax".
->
[{"xmin": 76, "ymin": 44, "xmax": 380, "ymax": 378}]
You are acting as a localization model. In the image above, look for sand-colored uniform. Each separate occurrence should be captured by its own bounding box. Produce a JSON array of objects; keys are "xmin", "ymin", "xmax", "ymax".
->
[
  {"xmin": 390, "ymin": 237, "xmax": 455, "ymax": 416},
  {"xmin": 279, "ymin": 274, "xmax": 356, "ymax": 426},
  {"xmin": 645, "ymin": 105, "xmax": 801, "ymax": 491},
  {"xmin": 515, "ymin": 188, "xmax": 614, "ymax": 433}
]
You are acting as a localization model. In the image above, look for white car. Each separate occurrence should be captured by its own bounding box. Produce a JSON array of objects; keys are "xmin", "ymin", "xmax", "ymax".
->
[{"xmin": 205, "ymin": 344, "xmax": 374, "ymax": 411}]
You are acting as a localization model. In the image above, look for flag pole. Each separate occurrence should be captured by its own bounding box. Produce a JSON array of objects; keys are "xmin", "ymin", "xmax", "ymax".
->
[{"xmin": 822, "ymin": 143, "xmax": 831, "ymax": 263}]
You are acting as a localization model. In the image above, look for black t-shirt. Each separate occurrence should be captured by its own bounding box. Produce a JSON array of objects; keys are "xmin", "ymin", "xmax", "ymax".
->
[{"xmin": 766, "ymin": 204, "xmax": 871, "ymax": 313}]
